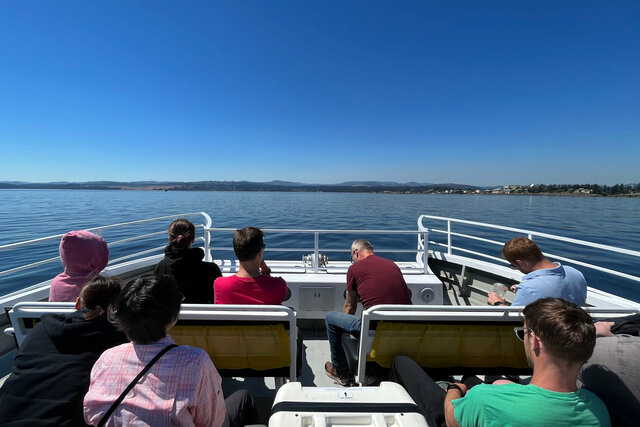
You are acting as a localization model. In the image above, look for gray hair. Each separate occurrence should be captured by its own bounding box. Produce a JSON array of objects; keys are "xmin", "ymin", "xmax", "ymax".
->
[{"xmin": 351, "ymin": 239, "xmax": 373, "ymax": 252}]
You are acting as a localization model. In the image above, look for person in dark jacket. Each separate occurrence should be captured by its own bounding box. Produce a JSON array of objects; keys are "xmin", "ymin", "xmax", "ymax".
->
[
  {"xmin": 154, "ymin": 218, "xmax": 222, "ymax": 303},
  {"xmin": 0, "ymin": 275, "xmax": 128, "ymax": 426}
]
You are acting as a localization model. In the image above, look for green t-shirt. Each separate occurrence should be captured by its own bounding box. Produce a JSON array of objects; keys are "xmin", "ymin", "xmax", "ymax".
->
[{"xmin": 452, "ymin": 383, "xmax": 610, "ymax": 427}]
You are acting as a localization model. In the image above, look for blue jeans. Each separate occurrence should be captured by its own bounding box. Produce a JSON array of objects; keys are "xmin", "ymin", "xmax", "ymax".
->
[{"xmin": 325, "ymin": 312, "xmax": 361, "ymax": 372}]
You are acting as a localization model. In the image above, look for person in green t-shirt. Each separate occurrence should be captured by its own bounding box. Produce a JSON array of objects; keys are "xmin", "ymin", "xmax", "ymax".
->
[{"xmin": 390, "ymin": 297, "xmax": 610, "ymax": 427}]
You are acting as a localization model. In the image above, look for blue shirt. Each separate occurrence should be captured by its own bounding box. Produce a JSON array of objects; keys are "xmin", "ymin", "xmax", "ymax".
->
[{"xmin": 512, "ymin": 262, "xmax": 587, "ymax": 306}]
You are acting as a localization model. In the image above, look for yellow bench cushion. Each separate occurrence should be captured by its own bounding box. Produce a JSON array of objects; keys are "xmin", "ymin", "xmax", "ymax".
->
[
  {"xmin": 171, "ymin": 324, "xmax": 291, "ymax": 370},
  {"xmin": 369, "ymin": 322, "xmax": 528, "ymax": 369}
]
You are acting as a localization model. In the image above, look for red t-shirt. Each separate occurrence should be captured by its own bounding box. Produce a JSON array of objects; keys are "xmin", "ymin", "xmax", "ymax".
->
[
  {"xmin": 214, "ymin": 274, "xmax": 287, "ymax": 305},
  {"xmin": 347, "ymin": 255, "xmax": 411, "ymax": 309}
]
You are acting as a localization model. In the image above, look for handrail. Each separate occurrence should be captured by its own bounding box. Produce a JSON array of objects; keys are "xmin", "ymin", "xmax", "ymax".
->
[
  {"xmin": 418, "ymin": 215, "xmax": 640, "ymax": 284},
  {"xmin": 0, "ymin": 212, "xmax": 210, "ymax": 282},
  {"xmin": 0, "ymin": 212, "xmax": 208, "ymax": 252},
  {"xmin": 206, "ymin": 227, "xmax": 423, "ymax": 273}
]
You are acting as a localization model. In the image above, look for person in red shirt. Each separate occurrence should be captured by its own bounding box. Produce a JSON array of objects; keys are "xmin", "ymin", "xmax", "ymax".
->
[
  {"xmin": 324, "ymin": 239, "xmax": 411, "ymax": 385},
  {"xmin": 214, "ymin": 227, "xmax": 287, "ymax": 305}
]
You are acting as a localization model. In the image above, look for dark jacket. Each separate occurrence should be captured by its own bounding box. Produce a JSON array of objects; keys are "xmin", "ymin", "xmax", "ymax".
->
[
  {"xmin": 154, "ymin": 246, "xmax": 222, "ymax": 303},
  {"xmin": 0, "ymin": 310, "xmax": 127, "ymax": 426}
]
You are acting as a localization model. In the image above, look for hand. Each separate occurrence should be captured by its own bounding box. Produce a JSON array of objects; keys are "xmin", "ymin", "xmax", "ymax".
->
[
  {"xmin": 260, "ymin": 260, "xmax": 271, "ymax": 275},
  {"xmin": 594, "ymin": 321, "xmax": 615, "ymax": 337},
  {"xmin": 487, "ymin": 292, "xmax": 505, "ymax": 306},
  {"xmin": 509, "ymin": 284, "xmax": 518, "ymax": 292}
]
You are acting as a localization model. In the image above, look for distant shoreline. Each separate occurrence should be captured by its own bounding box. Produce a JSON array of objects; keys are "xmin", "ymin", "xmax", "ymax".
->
[{"xmin": 1, "ymin": 182, "xmax": 639, "ymax": 198}]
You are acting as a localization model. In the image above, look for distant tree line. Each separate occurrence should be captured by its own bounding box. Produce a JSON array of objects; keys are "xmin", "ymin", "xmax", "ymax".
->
[
  {"xmin": 525, "ymin": 183, "xmax": 640, "ymax": 195},
  {"xmin": 1, "ymin": 181, "xmax": 638, "ymax": 196}
]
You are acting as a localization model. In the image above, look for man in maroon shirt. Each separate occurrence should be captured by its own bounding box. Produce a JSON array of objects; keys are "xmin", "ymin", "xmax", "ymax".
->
[{"xmin": 324, "ymin": 239, "xmax": 411, "ymax": 385}]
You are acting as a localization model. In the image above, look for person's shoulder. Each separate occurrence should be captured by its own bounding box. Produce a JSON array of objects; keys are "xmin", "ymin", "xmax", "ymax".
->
[
  {"xmin": 153, "ymin": 258, "xmax": 166, "ymax": 273},
  {"xmin": 576, "ymin": 389, "xmax": 611, "ymax": 420},
  {"xmin": 561, "ymin": 264, "xmax": 587, "ymax": 279},
  {"xmin": 205, "ymin": 260, "xmax": 222, "ymax": 275},
  {"xmin": 214, "ymin": 274, "xmax": 237, "ymax": 285},
  {"xmin": 467, "ymin": 383, "xmax": 524, "ymax": 398},
  {"xmin": 97, "ymin": 341, "xmax": 132, "ymax": 360},
  {"xmin": 372, "ymin": 255, "xmax": 401, "ymax": 269},
  {"xmin": 175, "ymin": 344, "xmax": 216, "ymax": 368},
  {"xmin": 577, "ymin": 387, "xmax": 607, "ymax": 402},
  {"xmin": 268, "ymin": 275, "xmax": 287, "ymax": 285}
]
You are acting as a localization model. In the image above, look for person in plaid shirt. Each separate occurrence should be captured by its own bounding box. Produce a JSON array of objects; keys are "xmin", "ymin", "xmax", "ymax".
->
[{"xmin": 84, "ymin": 274, "xmax": 257, "ymax": 427}]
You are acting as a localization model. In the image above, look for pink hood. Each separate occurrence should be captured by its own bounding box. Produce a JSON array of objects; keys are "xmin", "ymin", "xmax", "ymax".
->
[{"xmin": 48, "ymin": 230, "xmax": 109, "ymax": 302}]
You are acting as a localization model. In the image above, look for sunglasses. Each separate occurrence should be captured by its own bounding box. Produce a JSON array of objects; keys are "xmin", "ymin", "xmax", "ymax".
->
[{"xmin": 513, "ymin": 326, "xmax": 535, "ymax": 342}]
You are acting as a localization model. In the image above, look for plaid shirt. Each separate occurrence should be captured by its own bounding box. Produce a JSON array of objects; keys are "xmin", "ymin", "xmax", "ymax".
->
[{"xmin": 84, "ymin": 335, "xmax": 225, "ymax": 426}]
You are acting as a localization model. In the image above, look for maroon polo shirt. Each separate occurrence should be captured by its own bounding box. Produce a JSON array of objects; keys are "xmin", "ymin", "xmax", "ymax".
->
[{"xmin": 346, "ymin": 255, "xmax": 411, "ymax": 309}]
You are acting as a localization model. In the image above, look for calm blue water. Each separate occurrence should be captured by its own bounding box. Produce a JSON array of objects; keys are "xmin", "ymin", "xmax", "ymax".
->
[{"xmin": 1, "ymin": 189, "xmax": 639, "ymax": 302}]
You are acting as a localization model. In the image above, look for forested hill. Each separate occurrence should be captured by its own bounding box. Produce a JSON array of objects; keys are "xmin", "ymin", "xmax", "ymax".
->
[{"xmin": 0, "ymin": 181, "xmax": 638, "ymax": 196}]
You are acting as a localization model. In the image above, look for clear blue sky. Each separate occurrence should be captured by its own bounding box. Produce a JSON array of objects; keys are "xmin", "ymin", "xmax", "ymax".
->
[{"xmin": 1, "ymin": 1, "xmax": 638, "ymax": 186}]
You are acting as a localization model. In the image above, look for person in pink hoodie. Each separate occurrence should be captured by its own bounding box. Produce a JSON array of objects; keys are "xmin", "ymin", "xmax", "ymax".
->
[{"xmin": 49, "ymin": 230, "xmax": 109, "ymax": 302}]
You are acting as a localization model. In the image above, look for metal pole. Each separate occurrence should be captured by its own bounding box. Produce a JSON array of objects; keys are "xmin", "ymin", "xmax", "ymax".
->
[{"xmin": 314, "ymin": 232, "xmax": 319, "ymax": 273}]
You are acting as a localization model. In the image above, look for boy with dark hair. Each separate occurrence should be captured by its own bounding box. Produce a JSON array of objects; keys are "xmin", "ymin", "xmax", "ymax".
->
[{"xmin": 214, "ymin": 227, "xmax": 287, "ymax": 305}]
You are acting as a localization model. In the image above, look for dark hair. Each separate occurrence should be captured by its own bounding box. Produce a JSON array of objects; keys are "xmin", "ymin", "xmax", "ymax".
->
[
  {"xmin": 79, "ymin": 275, "xmax": 122, "ymax": 321},
  {"xmin": 523, "ymin": 297, "xmax": 596, "ymax": 364},
  {"xmin": 168, "ymin": 219, "xmax": 196, "ymax": 249},
  {"xmin": 112, "ymin": 275, "xmax": 182, "ymax": 344},
  {"xmin": 501, "ymin": 237, "xmax": 544, "ymax": 264},
  {"xmin": 233, "ymin": 227, "xmax": 265, "ymax": 261}
]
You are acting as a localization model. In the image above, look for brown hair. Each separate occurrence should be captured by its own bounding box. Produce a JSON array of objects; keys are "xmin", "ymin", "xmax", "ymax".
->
[
  {"xmin": 523, "ymin": 297, "xmax": 595, "ymax": 364},
  {"xmin": 233, "ymin": 227, "xmax": 264, "ymax": 261},
  {"xmin": 501, "ymin": 237, "xmax": 544, "ymax": 264},
  {"xmin": 168, "ymin": 219, "xmax": 196, "ymax": 249},
  {"xmin": 79, "ymin": 275, "xmax": 123, "ymax": 321}
]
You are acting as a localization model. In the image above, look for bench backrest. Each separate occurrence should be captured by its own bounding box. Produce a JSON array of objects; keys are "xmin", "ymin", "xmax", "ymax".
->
[
  {"xmin": 356, "ymin": 305, "xmax": 640, "ymax": 384},
  {"xmin": 172, "ymin": 304, "xmax": 297, "ymax": 380},
  {"xmin": 6, "ymin": 302, "xmax": 76, "ymax": 346},
  {"xmin": 6, "ymin": 302, "xmax": 297, "ymax": 381}
]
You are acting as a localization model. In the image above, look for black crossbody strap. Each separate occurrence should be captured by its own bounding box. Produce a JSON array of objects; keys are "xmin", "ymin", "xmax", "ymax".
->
[{"xmin": 97, "ymin": 344, "xmax": 178, "ymax": 427}]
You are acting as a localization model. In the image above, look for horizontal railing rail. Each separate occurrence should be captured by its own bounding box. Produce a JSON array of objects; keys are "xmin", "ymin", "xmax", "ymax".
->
[
  {"xmin": 418, "ymin": 215, "xmax": 640, "ymax": 284},
  {"xmin": 206, "ymin": 227, "xmax": 426, "ymax": 273},
  {"xmin": 0, "ymin": 212, "xmax": 211, "ymax": 283}
]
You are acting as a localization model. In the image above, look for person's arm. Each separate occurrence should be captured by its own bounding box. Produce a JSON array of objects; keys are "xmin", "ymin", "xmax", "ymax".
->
[
  {"xmin": 193, "ymin": 353, "xmax": 226, "ymax": 427},
  {"xmin": 444, "ymin": 382, "xmax": 467, "ymax": 427},
  {"xmin": 343, "ymin": 290, "xmax": 358, "ymax": 315},
  {"xmin": 206, "ymin": 264, "xmax": 221, "ymax": 304},
  {"xmin": 511, "ymin": 287, "xmax": 531, "ymax": 306}
]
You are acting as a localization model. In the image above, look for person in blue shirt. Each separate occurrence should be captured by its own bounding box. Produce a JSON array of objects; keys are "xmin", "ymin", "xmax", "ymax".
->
[{"xmin": 488, "ymin": 236, "xmax": 587, "ymax": 306}]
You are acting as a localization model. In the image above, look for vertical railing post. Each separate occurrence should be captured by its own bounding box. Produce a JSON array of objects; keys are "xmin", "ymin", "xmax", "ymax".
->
[
  {"xmin": 314, "ymin": 232, "xmax": 319, "ymax": 273},
  {"xmin": 202, "ymin": 212, "xmax": 213, "ymax": 262},
  {"xmin": 422, "ymin": 229, "xmax": 429, "ymax": 274},
  {"xmin": 447, "ymin": 220, "xmax": 452, "ymax": 254},
  {"xmin": 204, "ymin": 227, "xmax": 212, "ymax": 262}
]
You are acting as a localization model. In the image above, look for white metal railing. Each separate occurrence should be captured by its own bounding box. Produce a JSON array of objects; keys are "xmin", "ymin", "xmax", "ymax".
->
[
  {"xmin": 418, "ymin": 215, "xmax": 640, "ymax": 284},
  {"xmin": 0, "ymin": 212, "xmax": 211, "ymax": 283},
  {"xmin": 205, "ymin": 227, "xmax": 426, "ymax": 273}
]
